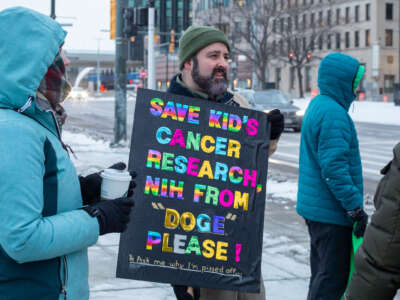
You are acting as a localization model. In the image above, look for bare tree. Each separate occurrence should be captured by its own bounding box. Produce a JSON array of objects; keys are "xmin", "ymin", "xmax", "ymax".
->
[
  {"xmin": 276, "ymin": 0, "xmax": 342, "ymax": 97},
  {"xmin": 194, "ymin": 0, "xmax": 342, "ymax": 95},
  {"xmin": 196, "ymin": 0, "xmax": 284, "ymax": 89}
]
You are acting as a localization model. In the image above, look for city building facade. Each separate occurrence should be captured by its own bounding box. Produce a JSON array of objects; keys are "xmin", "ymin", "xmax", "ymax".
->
[{"xmin": 193, "ymin": 0, "xmax": 400, "ymax": 101}]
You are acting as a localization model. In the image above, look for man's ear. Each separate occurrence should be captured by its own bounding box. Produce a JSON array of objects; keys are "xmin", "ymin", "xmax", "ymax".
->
[{"xmin": 183, "ymin": 58, "xmax": 193, "ymax": 72}]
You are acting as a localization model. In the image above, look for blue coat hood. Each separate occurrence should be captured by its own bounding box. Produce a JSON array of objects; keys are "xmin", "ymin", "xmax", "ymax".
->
[
  {"xmin": 0, "ymin": 7, "xmax": 66, "ymax": 135},
  {"xmin": 318, "ymin": 52, "xmax": 360, "ymax": 111}
]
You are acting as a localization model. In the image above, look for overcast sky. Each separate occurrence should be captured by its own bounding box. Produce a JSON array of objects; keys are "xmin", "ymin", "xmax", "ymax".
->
[{"xmin": 0, "ymin": 0, "xmax": 115, "ymax": 52}]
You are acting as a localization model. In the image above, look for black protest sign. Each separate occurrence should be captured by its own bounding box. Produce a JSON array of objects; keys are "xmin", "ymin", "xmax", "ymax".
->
[{"xmin": 117, "ymin": 88, "xmax": 270, "ymax": 293}]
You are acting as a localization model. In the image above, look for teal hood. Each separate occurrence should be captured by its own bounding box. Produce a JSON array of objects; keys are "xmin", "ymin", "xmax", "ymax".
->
[
  {"xmin": 317, "ymin": 52, "xmax": 360, "ymax": 111},
  {"xmin": 0, "ymin": 7, "xmax": 66, "ymax": 134}
]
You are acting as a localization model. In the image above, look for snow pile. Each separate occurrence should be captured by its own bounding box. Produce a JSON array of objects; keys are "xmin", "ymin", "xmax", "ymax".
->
[{"xmin": 293, "ymin": 98, "xmax": 400, "ymax": 126}]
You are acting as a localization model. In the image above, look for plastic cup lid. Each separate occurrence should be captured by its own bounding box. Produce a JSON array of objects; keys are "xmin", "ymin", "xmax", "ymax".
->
[{"xmin": 100, "ymin": 169, "xmax": 132, "ymax": 181}]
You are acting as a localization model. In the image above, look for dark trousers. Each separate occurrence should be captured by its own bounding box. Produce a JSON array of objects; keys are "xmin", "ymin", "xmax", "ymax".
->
[{"xmin": 305, "ymin": 219, "xmax": 352, "ymax": 300}]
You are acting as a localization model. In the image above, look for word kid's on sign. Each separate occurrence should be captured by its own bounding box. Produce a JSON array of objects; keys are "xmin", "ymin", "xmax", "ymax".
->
[{"xmin": 117, "ymin": 89, "xmax": 270, "ymax": 293}]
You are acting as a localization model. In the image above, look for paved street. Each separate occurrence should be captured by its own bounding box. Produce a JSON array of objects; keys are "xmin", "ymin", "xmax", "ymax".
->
[{"xmin": 271, "ymin": 121, "xmax": 400, "ymax": 195}]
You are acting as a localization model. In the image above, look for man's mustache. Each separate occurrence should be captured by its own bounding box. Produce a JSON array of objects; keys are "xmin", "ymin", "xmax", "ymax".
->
[{"xmin": 211, "ymin": 67, "xmax": 227, "ymax": 80}]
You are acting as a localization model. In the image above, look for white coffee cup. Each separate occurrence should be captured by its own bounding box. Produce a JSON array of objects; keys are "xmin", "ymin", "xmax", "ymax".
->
[{"xmin": 100, "ymin": 169, "xmax": 132, "ymax": 200}]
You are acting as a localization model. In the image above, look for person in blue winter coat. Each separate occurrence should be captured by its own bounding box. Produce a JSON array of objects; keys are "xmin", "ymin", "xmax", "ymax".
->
[
  {"xmin": 0, "ymin": 7, "xmax": 135, "ymax": 300},
  {"xmin": 296, "ymin": 52, "xmax": 369, "ymax": 300}
]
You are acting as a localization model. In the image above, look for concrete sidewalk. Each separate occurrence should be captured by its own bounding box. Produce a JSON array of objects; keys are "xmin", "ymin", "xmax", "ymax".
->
[{"xmin": 88, "ymin": 231, "xmax": 310, "ymax": 300}]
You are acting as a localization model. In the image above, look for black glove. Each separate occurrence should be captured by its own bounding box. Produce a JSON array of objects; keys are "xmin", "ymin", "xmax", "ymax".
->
[
  {"xmin": 79, "ymin": 162, "xmax": 134, "ymax": 205},
  {"xmin": 83, "ymin": 196, "xmax": 135, "ymax": 235},
  {"xmin": 172, "ymin": 285, "xmax": 200, "ymax": 300},
  {"xmin": 268, "ymin": 109, "xmax": 284, "ymax": 140},
  {"xmin": 347, "ymin": 207, "xmax": 368, "ymax": 238}
]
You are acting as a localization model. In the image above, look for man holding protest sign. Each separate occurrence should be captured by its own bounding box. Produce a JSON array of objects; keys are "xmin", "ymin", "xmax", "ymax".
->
[{"xmin": 167, "ymin": 25, "xmax": 284, "ymax": 300}]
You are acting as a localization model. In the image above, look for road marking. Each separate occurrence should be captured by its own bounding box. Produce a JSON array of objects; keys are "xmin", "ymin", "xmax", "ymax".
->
[
  {"xmin": 269, "ymin": 158, "xmax": 299, "ymax": 168},
  {"xmin": 270, "ymin": 158, "xmax": 379, "ymax": 176}
]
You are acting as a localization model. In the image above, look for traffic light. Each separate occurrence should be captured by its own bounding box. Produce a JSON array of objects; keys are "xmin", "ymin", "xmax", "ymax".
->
[
  {"xmin": 169, "ymin": 29, "xmax": 175, "ymax": 53},
  {"xmin": 288, "ymin": 52, "xmax": 294, "ymax": 63},
  {"xmin": 154, "ymin": 34, "xmax": 159, "ymax": 43},
  {"xmin": 123, "ymin": 8, "xmax": 137, "ymax": 38},
  {"xmin": 135, "ymin": 7, "xmax": 148, "ymax": 26},
  {"xmin": 110, "ymin": 0, "xmax": 116, "ymax": 40},
  {"xmin": 306, "ymin": 53, "xmax": 311, "ymax": 62}
]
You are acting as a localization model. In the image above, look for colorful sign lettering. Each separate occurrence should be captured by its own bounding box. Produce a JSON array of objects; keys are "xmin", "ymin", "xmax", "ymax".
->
[{"xmin": 117, "ymin": 89, "xmax": 270, "ymax": 293}]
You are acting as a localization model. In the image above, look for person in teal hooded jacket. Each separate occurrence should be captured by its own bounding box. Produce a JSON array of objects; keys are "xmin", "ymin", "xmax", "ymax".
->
[
  {"xmin": 0, "ymin": 7, "xmax": 135, "ymax": 300},
  {"xmin": 296, "ymin": 52, "xmax": 368, "ymax": 300}
]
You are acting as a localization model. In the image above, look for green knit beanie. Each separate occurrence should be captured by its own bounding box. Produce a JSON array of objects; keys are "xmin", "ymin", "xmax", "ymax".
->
[{"xmin": 178, "ymin": 25, "xmax": 230, "ymax": 70}]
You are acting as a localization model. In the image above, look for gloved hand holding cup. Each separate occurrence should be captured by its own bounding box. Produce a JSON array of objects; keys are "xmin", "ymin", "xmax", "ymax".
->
[{"xmin": 100, "ymin": 168, "xmax": 133, "ymax": 200}]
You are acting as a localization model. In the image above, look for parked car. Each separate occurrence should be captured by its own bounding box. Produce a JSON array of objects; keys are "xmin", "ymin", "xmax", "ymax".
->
[
  {"xmin": 68, "ymin": 87, "xmax": 89, "ymax": 101},
  {"xmin": 237, "ymin": 89, "xmax": 304, "ymax": 132}
]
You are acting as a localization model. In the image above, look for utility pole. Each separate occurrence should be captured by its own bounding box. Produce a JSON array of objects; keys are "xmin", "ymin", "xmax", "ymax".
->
[
  {"xmin": 251, "ymin": 2, "xmax": 258, "ymax": 89},
  {"xmin": 113, "ymin": 0, "xmax": 129, "ymax": 145},
  {"xmin": 50, "ymin": 0, "xmax": 56, "ymax": 19},
  {"xmin": 148, "ymin": 0, "xmax": 155, "ymax": 90}
]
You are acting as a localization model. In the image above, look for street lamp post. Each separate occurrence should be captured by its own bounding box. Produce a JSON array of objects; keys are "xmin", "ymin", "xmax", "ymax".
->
[
  {"xmin": 50, "ymin": 0, "xmax": 56, "ymax": 19},
  {"xmin": 148, "ymin": 0, "xmax": 156, "ymax": 90}
]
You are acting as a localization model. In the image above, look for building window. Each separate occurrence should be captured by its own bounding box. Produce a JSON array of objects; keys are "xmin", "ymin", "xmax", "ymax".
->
[
  {"xmin": 310, "ymin": 0, "xmax": 314, "ymax": 5},
  {"xmin": 319, "ymin": 11, "xmax": 323, "ymax": 27},
  {"xmin": 386, "ymin": 3, "xmax": 393, "ymax": 20},
  {"xmin": 336, "ymin": 8, "xmax": 341, "ymax": 25},
  {"xmin": 280, "ymin": 18, "xmax": 285, "ymax": 32},
  {"xmin": 327, "ymin": 34, "xmax": 332, "ymax": 49},
  {"xmin": 288, "ymin": 17, "xmax": 292, "ymax": 32},
  {"xmin": 355, "ymin": 5, "xmax": 359, "ymax": 22},
  {"xmin": 327, "ymin": 9, "xmax": 331, "ymax": 26},
  {"xmin": 365, "ymin": 29, "xmax": 370, "ymax": 46},
  {"xmin": 303, "ymin": 37, "xmax": 307, "ymax": 51},
  {"xmin": 384, "ymin": 75, "xmax": 395, "ymax": 93},
  {"xmin": 318, "ymin": 34, "xmax": 323, "ymax": 50},
  {"xmin": 288, "ymin": 0, "xmax": 291, "ymax": 8},
  {"xmin": 386, "ymin": 29, "xmax": 393, "ymax": 46},
  {"xmin": 355, "ymin": 31, "xmax": 359, "ymax": 47},
  {"xmin": 303, "ymin": 14, "xmax": 307, "ymax": 30},
  {"xmin": 345, "ymin": 7, "xmax": 350, "ymax": 23},
  {"xmin": 273, "ymin": 19, "xmax": 277, "ymax": 32},
  {"xmin": 336, "ymin": 32, "xmax": 341, "ymax": 49},
  {"xmin": 366, "ymin": 3, "xmax": 370, "ymax": 21},
  {"xmin": 345, "ymin": 32, "xmax": 350, "ymax": 48},
  {"xmin": 311, "ymin": 12, "xmax": 315, "ymax": 27},
  {"xmin": 294, "ymin": 37, "xmax": 299, "ymax": 49},
  {"xmin": 295, "ymin": 15, "xmax": 299, "ymax": 30}
]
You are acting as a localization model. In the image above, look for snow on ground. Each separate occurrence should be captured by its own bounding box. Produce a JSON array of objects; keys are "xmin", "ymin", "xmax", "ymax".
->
[{"xmin": 293, "ymin": 98, "xmax": 400, "ymax": 126}]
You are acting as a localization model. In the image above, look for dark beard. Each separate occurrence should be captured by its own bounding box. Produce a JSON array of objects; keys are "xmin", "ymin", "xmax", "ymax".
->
[{"xmin": 191, "ymin": 56, "xmax": 229, "ymax": 99}]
